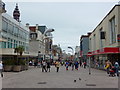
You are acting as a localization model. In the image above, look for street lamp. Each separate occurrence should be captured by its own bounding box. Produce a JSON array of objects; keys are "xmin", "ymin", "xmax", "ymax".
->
[
  {"xmin": 44, "ymin": 28, "xmax": 54, "ymax": 35},
  {"xmin": 87, "ymin": 52, "xmax": 92, "ymax": 75},
  {"xmin": 68, "ymin": 46, "xmax": 74, "ymax": 55},
  {"xmin": 43, "ymin": 28, "xmax": 55, "ymax": 60},
  {"xmin": 68, "ymin": 46, "xmax": 74, "ymax": 61}
]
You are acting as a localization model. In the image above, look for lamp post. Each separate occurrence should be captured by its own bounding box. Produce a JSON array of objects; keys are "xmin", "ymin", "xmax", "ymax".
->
[
  {"xmin": 43, "ymin": 28, "xmax": 54, "ymax": 61},
  {"xmin": 68, "ymin": 47, "xmax": 74, "ymax": 55},
  {"xmin": 87, "ymin": 52, "xmax": 92, "ymax": 75}
]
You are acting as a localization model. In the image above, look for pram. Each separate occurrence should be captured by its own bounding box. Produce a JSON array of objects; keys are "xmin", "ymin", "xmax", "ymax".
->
[{"xmin": 109, "ymin": 66, "xmax": 116, "ymax": 77}]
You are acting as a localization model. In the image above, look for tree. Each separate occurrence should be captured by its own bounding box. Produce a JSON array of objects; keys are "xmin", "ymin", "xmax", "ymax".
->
[{"xmin": 14, "ymin": 46, "xmax": 25, "ymax": 65}]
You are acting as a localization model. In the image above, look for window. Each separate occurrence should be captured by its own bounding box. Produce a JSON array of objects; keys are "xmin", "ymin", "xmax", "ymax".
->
[
  {"xmin": 100, "ymin": 32, "xmax": 105, "ymax": 39},
  {"xmin": 93, "ymin": 34, "xmax": 96, "ymax": 51},
  {"xmin": 7, "ymin": 38, "xmax": 12, "ymax": 48},
  {"xmin": 2, "ymin": 42, "xmax": 6, "ymax": 48},
  {"xmin": 99, "ymin": 28, "xmax": 105, "ymax": 48},
  {"xmin": 2, "ymin": 20, "xmax": 8, "ymax": 32},
  {"xmin": 30, "ymin": 33, "xmax": 37, "ymax": 39},
  {"xmin": 89, "ymin": 38, "xmax": 91, "ymax": 51},
  {"xmin": 8, "ymin": 24, "xmax": 14, "ymax": 34},
  {"xmin": 109, "ymin": 17, "xmax": 116, "ymax": 44}
]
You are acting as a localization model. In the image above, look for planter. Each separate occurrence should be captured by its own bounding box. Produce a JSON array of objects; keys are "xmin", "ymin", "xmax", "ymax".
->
[
  {"xmin": 3, "ymin": 65, "xmax": 13, "ymax": 72},
  {"xmin": 21, "ymin": 65, "xmax": 25, "ymax": 71},
  {"xmin": 13, "ymin": 65, "xmax": 22, "ymax": 72},
  {"xmin": 25, "ymin": 65, "xmax": 29, "ymax": 70}
]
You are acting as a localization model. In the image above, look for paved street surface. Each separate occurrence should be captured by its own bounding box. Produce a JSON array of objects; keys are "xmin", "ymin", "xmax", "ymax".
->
[{"xmin": 2, "ymin": 66, "xmax": 118, "ymax": 88}]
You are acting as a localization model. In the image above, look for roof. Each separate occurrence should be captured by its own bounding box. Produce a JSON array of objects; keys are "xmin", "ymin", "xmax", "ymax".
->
[
  {"xmin": 38, "ymin": 26, "xmax": 47, "ymax": 34},
  {"xmin": 29, "ymin": 26, "xmax": 36, "ymax": 32},
  {"xmin": 91, "ymin": 4, "xmax": 120, "ymax": 34}
]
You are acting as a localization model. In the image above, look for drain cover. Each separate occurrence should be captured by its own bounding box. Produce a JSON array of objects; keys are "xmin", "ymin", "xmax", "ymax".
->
[
  {"xmin": 86, "ymin": 84, "xmax": 96, "ymax": 86},
  {"xmin": 37, "ymin": 82, "xmax": 47, "ymax": 84}
]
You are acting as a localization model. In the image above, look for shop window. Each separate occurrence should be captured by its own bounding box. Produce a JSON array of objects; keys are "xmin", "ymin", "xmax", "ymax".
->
[
  {"xmin": 100, "ymin": 32, "xmax": 105, "ymax": 39},
  {"xmin": 109, "ymin": 16, "xmax": 116, "ymax": 44}
]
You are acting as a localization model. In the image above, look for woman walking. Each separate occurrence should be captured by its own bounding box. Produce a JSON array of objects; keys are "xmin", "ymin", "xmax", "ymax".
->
[
  {"xmin": 105, "ymin": 60, "xmax": 112, "ymax": 74},
  {"xmin": 42, "ymin": 60, "xmax": 47, "ymax": 72},
  {"xmin": 55, "ymin": 60, "xmax": 60, "ymax": 72}
]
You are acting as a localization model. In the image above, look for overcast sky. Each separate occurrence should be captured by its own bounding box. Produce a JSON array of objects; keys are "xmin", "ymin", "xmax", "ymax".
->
[{"xmin": 4, "ymin": 1, "xmax": 118, "ymax": 53}]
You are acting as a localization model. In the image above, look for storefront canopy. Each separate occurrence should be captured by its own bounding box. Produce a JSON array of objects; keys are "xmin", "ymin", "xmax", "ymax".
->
[{"xmin": 87, "ymin": 47, "xmax": 120, "ymax": 56}]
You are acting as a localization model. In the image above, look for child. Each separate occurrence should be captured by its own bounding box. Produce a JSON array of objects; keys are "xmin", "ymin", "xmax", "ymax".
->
[{"xmin": 109, "ymin": 66, "xmax": 115, "ymax": 77}]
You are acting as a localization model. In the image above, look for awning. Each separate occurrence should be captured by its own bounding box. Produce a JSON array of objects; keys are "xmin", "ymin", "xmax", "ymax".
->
[
  {"xmin": 99, "ymin": 47, "xmax": 120, "ymax": 54},
  {"xmin": 0, "ymin": 38, "xmax": 7, "ymax": 42},
  {"xmin": 87, "ymin": 47, "xmax": 120, "ymax": 56}
]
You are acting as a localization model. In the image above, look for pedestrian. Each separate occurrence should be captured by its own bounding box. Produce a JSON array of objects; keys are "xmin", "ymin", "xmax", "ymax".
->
[
  {"xmin": 79, "ymin": 61, "xmax": 82, "ymax": 67},
  {"xmin": 104, "ymin": 60, "xmax": 112, "ymax": 74},
  {"xmin": 47, "ymin": 61, "xmax": 51, "ymax": 72},
  {"xmin": 0, "ymin": 61, "xmax": 3, "ymax": 77},
  {"xmin": 81, "ymin": 62, "xmax": 84, "ymax": 67},
  {"xmin": 37, "ymin": 61, "xmax": 41, "ymax": 68},
  {"xmin": 41, "ymin": 60, "xmax": 47, "ymax": 72},
  {"xmin": 55, "ymin": 60, "xmax": 60, "ymax": 72},
  {"xmin": 84, "ymin": 62, "xmax": 86, "ymax": 69},
  {"xmin": 65, "ymin": 61, "xmax": 69, "ymax": 70},
  {"xmin": 75, "ymin": 61, "xmax": 79, "ymax": 70},
  {"xmin": 29, "ymin": 61, "xmax": 32, "ymax": 66},
  {"xmin": 34, "ymin": 59, "xmax": 38, "ymax": 68},
  {"xmin": 71, "ymin": 61, "xmax": 74, "ymax": 71},
  {"xmin": 114, "ymin": 61, "xmax": 119, "ymax": 77}
]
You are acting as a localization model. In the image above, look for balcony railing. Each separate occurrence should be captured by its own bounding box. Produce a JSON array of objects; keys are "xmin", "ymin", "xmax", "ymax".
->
[{"xmin": 0, "ymin": 1, "xmax": 6, "ymax": 13}]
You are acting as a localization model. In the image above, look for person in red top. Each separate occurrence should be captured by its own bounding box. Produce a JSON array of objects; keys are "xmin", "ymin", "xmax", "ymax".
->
[{"xmin": 84, "ymin": 62, "xmax": 86, "ymax": 68}]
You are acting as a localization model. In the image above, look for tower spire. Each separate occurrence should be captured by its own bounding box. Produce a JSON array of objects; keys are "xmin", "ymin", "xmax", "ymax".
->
[{"xmin": 13, "ymin": 3, "xmax": 20, "ymax": 22}]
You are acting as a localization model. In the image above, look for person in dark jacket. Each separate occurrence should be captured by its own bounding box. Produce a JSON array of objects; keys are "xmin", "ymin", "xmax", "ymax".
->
[
  {"xmin": 47, "ymin": 61, "xmax": 51, "ymax": 72},
  {"xmin": 114, "ymin": 61, "xmax": 119, "ymax": 77}
]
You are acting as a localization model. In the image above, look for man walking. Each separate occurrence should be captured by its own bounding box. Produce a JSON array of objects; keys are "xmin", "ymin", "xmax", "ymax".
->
[{"xmin": 47, "ymin": 61, "xmax": 51, "ymax": 72}]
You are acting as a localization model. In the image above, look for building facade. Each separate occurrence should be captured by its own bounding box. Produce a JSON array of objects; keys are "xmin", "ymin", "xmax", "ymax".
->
[
  {"xmin": 0, "ymin": 4, "xmax": 29, "ymax": 60},
  {"xmin": 80, "ymin": 33, "xmax": 91, "ymax": 63},
  {"xmin": 29, "ymin": 25, "xmax": 54, "ymax": 61},
  {"xmin": 29, "ymin": 24, "xmax": 46, "ymax": 61},
  {"xmin": 89, "ymin": 4, "xmax": 120, "ymax": 69},
  {"xmin": 52, "ymin": 45, "xmax": 62, "ymax": 61},
  {"xmin": 75, "ymin": 46, "xmax": 80, "ymax": 61}
]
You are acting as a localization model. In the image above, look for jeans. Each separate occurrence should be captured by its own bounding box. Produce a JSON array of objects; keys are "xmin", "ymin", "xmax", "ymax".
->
[
  {"xmin": 56, "ymin": 67, "xmax": 59, "ymax": 72},
  {"xmin": 42, "ymin": 66, "xmax": 47, "ymax": 72},
  {"xmin": 106, "ymin": 68, "xmax": 110, "ymax": 74},
  {"xmin": 115, "ymin": 68, "xmax": 119, "ymax": 76}
]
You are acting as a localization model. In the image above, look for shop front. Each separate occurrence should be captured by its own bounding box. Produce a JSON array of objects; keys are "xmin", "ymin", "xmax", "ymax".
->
[{"xmin": 88, "ymin": 47, "xmax": 120, "ymax": 70}]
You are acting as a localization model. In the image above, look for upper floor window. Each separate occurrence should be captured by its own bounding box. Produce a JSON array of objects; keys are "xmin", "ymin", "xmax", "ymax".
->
[
  {"xmin": 109, "ymin": 16, "xmax": 116, "ymax": 44},
  {"xmin": 2, "ymin": 20, "xmax": 8, "ymax": 32},
  {"xmin": 30, "ymin": 33, "xmax": 37, "ymax": 39}
]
